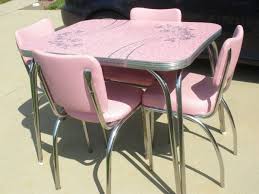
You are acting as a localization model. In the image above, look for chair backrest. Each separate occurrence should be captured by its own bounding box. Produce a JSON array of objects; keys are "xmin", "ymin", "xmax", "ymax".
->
[
  {"xmin": 15, "ymin": 18, "xmax": 54, "ymax": 62},
  {"xmin": 130, "ymin": 7, "xmax": 182, "ymax": 22},
  {"xmin": 213, "ymin": 25, "xmax": 244, "ymax": 89},
  {"xmin": 32, "ymin": 50, "xmax": 109, "ymax": 114}
]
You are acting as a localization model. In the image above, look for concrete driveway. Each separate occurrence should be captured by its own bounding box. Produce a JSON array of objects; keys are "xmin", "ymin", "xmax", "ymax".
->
[{"xmin": 0, "ymin": 5, "xmax": 259, "ymax": 194}]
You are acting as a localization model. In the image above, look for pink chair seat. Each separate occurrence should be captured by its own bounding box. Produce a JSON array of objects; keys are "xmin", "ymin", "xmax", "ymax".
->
[
  {"xmin": 33, "ymin": 51, "xmax": 145, "ymax": 190},
  {"xmin": 143, "ymin": 72, "xmax": 219, "ymax": 115},
  {"xmin": 15, "ymin": 18, "xmax": 54, "ymax": 64},
  {"xmin": 67, "ymin": 81, "xmax": 143, "ymax": 123},
  {"xmin": 102, "ymin": 66, "xmax": 155, "ymax": 87}
]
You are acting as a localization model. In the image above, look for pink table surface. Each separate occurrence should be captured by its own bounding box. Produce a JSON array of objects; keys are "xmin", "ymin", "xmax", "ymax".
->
[{"xmin": 22, "ymin": 19, "xmax": 221, "ymax": 71}]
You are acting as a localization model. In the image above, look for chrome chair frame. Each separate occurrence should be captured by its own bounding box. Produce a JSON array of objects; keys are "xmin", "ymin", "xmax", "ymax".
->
[
  {"xmin": 20, "ymin": 56, "xmax": 47, "ymax": 164},
  {"xmin": 143, "ymin": 49, "xmax": 236, "ymax": 189},
  {"xmin": 208, "ymin": 42, "xmax": 231, "ymax": 136},
  {"xmin": 148, "ymin": 41, "xmax": 225, "ymax": 136},
  {"xmin": 149, "ymin": 41, "xmax": 232, "ymax": 139},
  {"xmin": 37, "ymin": 65, "xmax": 92, "ymax": 189},
  {"xmin": 29, "ymin": 60, "xmax": 44, "ymax": 164},
  {"xmin": 37, "ymin": 63, "xmax": 151, "ymax": 193},
  {"xmin": 196, "ymin": 47, "xmax": 237, "ymax": 156},
  {"xmin": 148, "ymin": 42, "xmax": 237, "ymax": 155}
]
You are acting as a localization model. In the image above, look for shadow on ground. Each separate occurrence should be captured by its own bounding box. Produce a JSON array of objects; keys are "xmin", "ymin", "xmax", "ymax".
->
[
  {"xmin": 18, "ymin": 96, "xmax": 177, "ymax": 193},
  {"xmin": 17, "ymin": 90, "xmax": 233, "ymax": 193}
]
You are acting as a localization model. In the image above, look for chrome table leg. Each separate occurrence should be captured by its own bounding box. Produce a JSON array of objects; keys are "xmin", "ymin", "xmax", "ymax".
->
[
  {"xmin": 148, "ymin": 70, "xmax": 181, "ymax": 194},
  {"xmin": 142, "ymin": 107, "xmax": 153, "ymax": 170},
  {"xmin": 176, "ymin": 70, "xmax": 186, "ymax": 194}
]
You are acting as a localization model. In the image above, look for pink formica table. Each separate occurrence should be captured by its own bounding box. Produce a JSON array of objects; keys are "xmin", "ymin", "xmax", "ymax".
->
[{"xmin": 22, "ymin": 19, "xmax": 221, "ymax": 194}]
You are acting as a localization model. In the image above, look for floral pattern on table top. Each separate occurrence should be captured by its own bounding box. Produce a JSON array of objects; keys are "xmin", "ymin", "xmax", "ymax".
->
[
  {"xmin": 155, "ymin": 24, "xmax": 195, "ymax": 42},
  {"xmin": 48, "ymin": 30, "xmax": 84, "ymax": 49}
]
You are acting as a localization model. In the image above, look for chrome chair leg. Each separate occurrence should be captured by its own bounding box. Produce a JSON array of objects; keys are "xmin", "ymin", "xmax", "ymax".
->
[
  {"xmin": 150, "ymin": 111, "xmax": 155, "ymax": 144},
  {"xmin": 222, "ymin": 99, "xmax": 237, "ymax": 155},
  {"xmin": 141, "ymin": 108, "xmax": 148, "ymax": 159},
  {"xmin": 102, "ymin": 127, "xmax": 108, "ymax": 147},
  {"xmin": 81, "ymin": 121, "xmax": 93, "ymax": 153},
  {"xmin": 106, "ymin": 107, "xmax": 140, "ymax": 194},
  {"xmin": 142, "ymin": 107, "xmax": 153, "ymax": 171},
  {"xmin": 37, "ymin": 84, "xmax": 47, "ymax": 105},
  {"xmin": 38, "ymin": 92, "xmax": 46, "ymax": 105},
  {"xmin": 30, "ymin": 63, "xmax": 43, "ymax": 164},
  {"xmin": 52, "ymin": 117, "xmax": 63, "ymax": 190},
  {"xmin": 184, "ymin": 115, "xmax": 225, "ymax": 187},
  {"xmin": 218, "ymin": 102, "xmax": 226, "ymax": 134},
  {"xmin": 106, "ymin": 124, "xmax": 123, "ymax": 194}
]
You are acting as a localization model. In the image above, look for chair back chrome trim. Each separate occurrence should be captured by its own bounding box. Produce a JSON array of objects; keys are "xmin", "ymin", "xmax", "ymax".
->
[
  {"xmin": 199, "ymin": 49, "xmax": 232, "ymax": 118},
  {"xmin": 83, "ymin": 69, "xmax": 112, "ymax": 130},
  {"xmin": 37, "ymin": 64, "xmax": 67, "ymax": 118}
]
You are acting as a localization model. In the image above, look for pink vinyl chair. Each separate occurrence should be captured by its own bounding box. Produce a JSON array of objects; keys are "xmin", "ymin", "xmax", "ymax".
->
[
  {"xmin": 102, "ymin": 7, "xmax": 182, "ymax": 87},
  {"xmin": 15, "ymin": 18, "xmax": 55, "ymax": 163},
  {"xmin": 32, "ymin": 50, "xmax": 149, "ymax": 193},
  {"xmin": 142, "ymin": 25, "xmax": 244, "ymax": 187},
  {"xmin": 15, "ymin": 18, "xmax": 54, "ymax": 75},
  {"xmin": 130, "ymin": 7, "xmax": 182, "ymax": 21}
]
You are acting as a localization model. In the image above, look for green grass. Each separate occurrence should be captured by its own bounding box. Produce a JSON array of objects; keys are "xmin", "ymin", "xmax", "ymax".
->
[
  {"xmin": 47, "ymin": 0, "xmax": 65, "ymax": 10},
  {"xmin": 0, "ymin": 0, "xmax": 11, "ymax": 4}
]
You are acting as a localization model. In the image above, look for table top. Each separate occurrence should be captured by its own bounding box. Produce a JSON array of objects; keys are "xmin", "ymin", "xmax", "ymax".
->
[{"xmin": 21, "ymin": 19, "xmax": 221, "ymax": 71}]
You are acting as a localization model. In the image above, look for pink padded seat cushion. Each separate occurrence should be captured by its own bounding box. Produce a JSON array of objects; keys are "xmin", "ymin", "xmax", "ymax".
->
[
  {"xmin": 143, "ymin": 72, "xmax": 218, "ymax": 115},
  {"xmin": 68, "ymin": 82, "xmax": 143, "ymax": 123}
]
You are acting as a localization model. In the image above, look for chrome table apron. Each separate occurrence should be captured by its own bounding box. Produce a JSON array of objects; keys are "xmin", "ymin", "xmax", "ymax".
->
[{"xmin": 21, "ymin": 19, "xmax": 221, "ymax": 194}]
